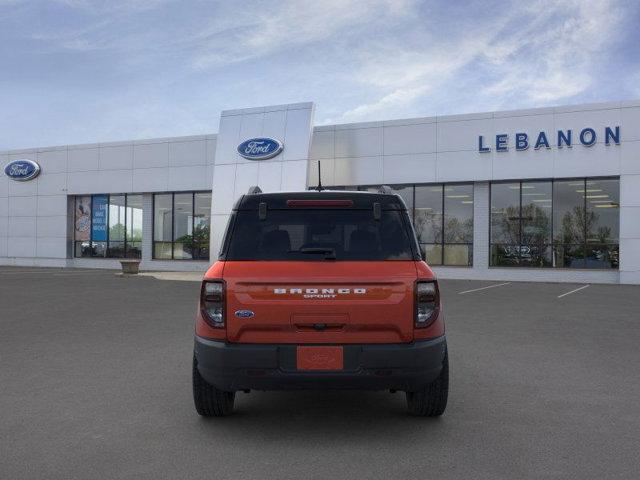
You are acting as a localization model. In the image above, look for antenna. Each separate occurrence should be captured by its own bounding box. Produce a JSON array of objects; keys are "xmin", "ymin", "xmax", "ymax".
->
[{"xmin": 316, "ymin": 160, "xmax": 324, "ymax": 191}]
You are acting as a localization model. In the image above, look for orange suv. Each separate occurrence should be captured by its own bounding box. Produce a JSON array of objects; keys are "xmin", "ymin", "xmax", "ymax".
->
[{"xmin": 192, "ymin": 187, "xmax": 448, "ymax": 416}]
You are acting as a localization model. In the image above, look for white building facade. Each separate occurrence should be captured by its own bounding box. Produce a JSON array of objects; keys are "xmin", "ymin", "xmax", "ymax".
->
[{"xmin": 1, "ymin": 100, "xmax": 639, "ymax": 284}]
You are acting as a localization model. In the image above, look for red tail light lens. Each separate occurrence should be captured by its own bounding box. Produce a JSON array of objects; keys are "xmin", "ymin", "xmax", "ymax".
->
[
  {"xmin": 415, "ymin": 280, "xmax": 439, "ymax": 328},
  {"xmin": 201, "ymin": 280, "xmax": 225, "ymax": 328}
]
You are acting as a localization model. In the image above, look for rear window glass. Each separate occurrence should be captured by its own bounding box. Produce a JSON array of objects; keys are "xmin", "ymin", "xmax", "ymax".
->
[{"xmin": 226, "ymin": 210, "xmax": 415, "ymax": 260}]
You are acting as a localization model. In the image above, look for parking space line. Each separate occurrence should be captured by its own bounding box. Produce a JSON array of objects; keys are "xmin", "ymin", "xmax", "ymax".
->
[
  {"xmin": 458, "ymin": 282, "xmax": 511, "ymax": 295},
  {"xmin": 557, "ymin": 284, "xmax": 590, "ymax": 298}
]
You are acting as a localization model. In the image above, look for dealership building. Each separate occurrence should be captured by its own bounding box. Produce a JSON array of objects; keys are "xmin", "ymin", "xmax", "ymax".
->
[{"xmin": 1, "ymin": 100, "xmax": 639, "ymax": 284}]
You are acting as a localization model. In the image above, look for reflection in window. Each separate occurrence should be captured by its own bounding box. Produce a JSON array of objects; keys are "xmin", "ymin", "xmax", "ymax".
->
[
  {"xmin": 349, "ymin": 183, "xmax": 473, "ymax": 266},
  {"xmin": 73, "ymin": 194, "xmax": 143, "ymax": 259},
  {"xmin": 491, "ymin": 178, "xmax": 619, "ymax": 269},
  {"xmin": 152, "ymin": 192, "xmax": 211, "ymax": 261}
]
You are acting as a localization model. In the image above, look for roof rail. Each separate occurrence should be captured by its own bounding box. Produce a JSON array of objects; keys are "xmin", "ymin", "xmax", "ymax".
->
[
  {"xmin": 377, "ymin": 185, "xmax": 393, "ymax": 195},
  {"xmin": 247, "ymin": 186, "xmax": 262, "ymax": 194}
]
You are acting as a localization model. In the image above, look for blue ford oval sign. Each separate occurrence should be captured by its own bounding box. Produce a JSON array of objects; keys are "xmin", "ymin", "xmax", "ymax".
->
[
  {"xmin": 237, "ymin": 137, "xmax": 283, "ymax": 160},
  {"xmin": 234, "ymin": 310, "xmax": 255, "ymax": 318},
  {"xmin": 4, "ymin": 159, "xmax": 41, "ymax": 182}
]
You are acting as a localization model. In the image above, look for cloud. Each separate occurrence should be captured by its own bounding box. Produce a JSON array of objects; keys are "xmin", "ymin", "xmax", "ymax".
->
[{"xmin": 334, "ymin": 0, "xmax": 627, "ymax": 123}]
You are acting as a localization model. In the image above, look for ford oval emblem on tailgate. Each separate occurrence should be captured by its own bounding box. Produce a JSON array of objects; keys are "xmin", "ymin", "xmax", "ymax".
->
[{"xmin": 235, "ymin": 310, "xmax": 255, "ymax": 318}]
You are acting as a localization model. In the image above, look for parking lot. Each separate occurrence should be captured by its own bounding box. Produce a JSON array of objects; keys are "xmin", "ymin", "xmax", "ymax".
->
[{"xmin": 1, "ymin": 267, "xmax": 639, "ymax": 479}]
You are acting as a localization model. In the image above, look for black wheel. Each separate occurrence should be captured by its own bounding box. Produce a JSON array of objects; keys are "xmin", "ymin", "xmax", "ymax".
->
[
  {"xmin": 406, "ymin": 350, "xmax": 449, "ymax": 417},
  {"xmin": 192, "ymin": 356, "xmax": 235, "ymax": 417}
]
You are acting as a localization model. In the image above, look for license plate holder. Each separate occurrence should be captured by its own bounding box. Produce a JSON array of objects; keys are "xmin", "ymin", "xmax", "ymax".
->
[{"xmin": 296, "ymin": 346, "xmax": 344, "ymax": 371}]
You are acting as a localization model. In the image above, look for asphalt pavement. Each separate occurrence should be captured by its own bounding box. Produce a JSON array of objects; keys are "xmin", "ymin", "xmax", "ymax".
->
[{"xmin": 1, "ymin": 267, "xmax": 639, "ymax": 479}]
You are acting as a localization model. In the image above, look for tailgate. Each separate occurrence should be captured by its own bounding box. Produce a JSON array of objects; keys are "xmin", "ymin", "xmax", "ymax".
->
[{"xmin": 223, "ymin": 261, "xmax": 417, "ymax": 343}]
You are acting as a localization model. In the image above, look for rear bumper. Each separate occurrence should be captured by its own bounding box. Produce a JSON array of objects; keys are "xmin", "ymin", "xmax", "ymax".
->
[{"xmin": 194, "ymin": 335, "xmax": 447, "ymax": 392}]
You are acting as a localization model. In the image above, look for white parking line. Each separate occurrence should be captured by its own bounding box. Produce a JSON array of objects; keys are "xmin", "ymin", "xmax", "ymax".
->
[
  {"xmin": 458, "ymin": 282, "xmax": 511, "ymax": 295},
  {"xmin": 557, "ymin": 284, "xmax": 590, "ymax": 298}
]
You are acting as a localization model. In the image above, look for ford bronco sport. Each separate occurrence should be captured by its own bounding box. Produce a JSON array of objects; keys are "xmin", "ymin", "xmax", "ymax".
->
[{"xmin": 193, "ymin": 187, "xmax": 448, "ymax": 416}]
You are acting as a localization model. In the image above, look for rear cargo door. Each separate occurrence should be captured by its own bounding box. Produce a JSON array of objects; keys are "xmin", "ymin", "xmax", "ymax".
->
[{"xmin": 224, "ymin": 261, "xmax": 417, "ymax": 344}]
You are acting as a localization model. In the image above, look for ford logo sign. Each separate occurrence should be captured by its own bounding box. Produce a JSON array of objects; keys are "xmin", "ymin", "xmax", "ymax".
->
[
  {"xmin": 237, "ymin": 137, "xmax": 283, "ymax": 160},
  {"xmin": 234, "ymin": 310, "xmax": 255, "ymax": 318},
  {"xmin": 4, "ymin": 159, "xmax": 41, "ymax": 182}
]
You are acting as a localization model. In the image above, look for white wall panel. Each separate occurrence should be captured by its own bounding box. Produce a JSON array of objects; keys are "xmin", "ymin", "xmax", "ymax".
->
[
  {"xmin": 258, "ymin": 162, "xmax": 282, "ymax": 192},
  {"xmin": 334, "ymin": 156, "xmax": 383, "ymax": 186},
  {"xmin": 132, "ymin": 167, "xmax": 169, "ymax": 192},
  {"xmin": 620, "ymin": 140, "xmax": 640, "ymax": 175},
  {"xmin": 8, "ymin": 216, "xmax": 36, "ymax": 237},
  {"xmin": 282, "ymin": 106, "xmax": 315, "ymax": 162},
  {"xmin": 7, "ymin": 237, "xmax": 36, "ymax": 257},
  {"xmin": 37, "ymin": 149, "xmax": 67, "ymax": 173},
  {"xmin": 167, "ymin": 165, "xmax": 208, "ymax": 191},
  {"xmin": 620, "ymin": 107, "xmax": 640, "ymax": 142},
  {"xmin": 97, "ymin": 169, "xmax": 133, "ymax": 193},
  {"xmin": 68, "ymin": 147, "xmax": 99, "ymax": 172},
  {"xmin": 280, "ymin": 160, "xmax": 308, "ymax": 191},
  {"xmin": 134, "ymin": 142, "xmax": 169, "ymax": 169},
  {"xmin": 99, "ymin": 144, "xmax": 133, "ymax": 170},
  {"xmin": 169, "ymin": 140, "xmax": 206, "ymax": 167},
  {"xmin": 334, "ymin": 127, "xmax": 382, "ymax": 158},
  {"xmin": 37, "ymin": 195, "xmax": 67, "ymax": 217},
  {"xmin": 437, "ymin": 151, "xmax": 492, "ymax": 182},
  {"xmin": 36, "ymin": 237, "xmax": 67, "ymax": 258},
  {"xmin": 211, "ymin": 164, "xmax": 236, "ymax": 215},
  {"xmin": 0, "ymin": 198, "xmax": 7, "ymax": 217},
  {"xmin": 437, "ymin": 118, "xmax": 494, "ymax": 152},
  {"xmin": 8, "ymin": 196, "xmax": 37, "ymax": 217},
  {"xmin": 553, "ymin": 142, "xmax": 620, "ymax": 178},
  {"xmin": 383, "ymin": 123, "xmax": 436, "ymax": 155},
  {"xmin": 67, "ymin": 171, "xmax": 102, "ymax": 195},
  {"xmin": 37, "ymin": 172, "xmax": 67, "ymax": 195},
  {"xmin": 8, "ymin": 178, "xmax": 37, "ymax": 196},
  {"xmin": 310, "ymin": 130, "xmax": 334, "ymax": 159},
  {"xmin": 382, "ymin": 154, "xmax": 436, "ymax": 184},
  {"xmin": 37, "ymin": 215, "xmax": 67, "ymax": 237}
]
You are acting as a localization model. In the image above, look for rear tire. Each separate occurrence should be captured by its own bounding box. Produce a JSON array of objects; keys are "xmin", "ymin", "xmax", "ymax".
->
[
  {"xmin": 406, "ymin": 350, "xmax": 448, "ymax": 417},
  {"xmin": 192, "ymin": 356, "xmax": 235, "ymax": 417}
]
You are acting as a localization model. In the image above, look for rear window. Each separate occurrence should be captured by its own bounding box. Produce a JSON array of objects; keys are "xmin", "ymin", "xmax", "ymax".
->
[{"xmin": 225, "ymin": 209, "xmax": 415, "ymax": 261}]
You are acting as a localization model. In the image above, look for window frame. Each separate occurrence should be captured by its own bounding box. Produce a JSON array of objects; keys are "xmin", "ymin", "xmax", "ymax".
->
[
  {"xmin": 73, "ymin": 193, "xmax": 143, "ymax": 259},
  {"xmin": 489, "ymin": 176, "xmax": 620, "ymax": 269},
  {"xmin": 151, "ymin": 190, "xmax": 211, "ymax": 261},
  {"xmin": 333, "ymin": 182, "xmax": 474, "ymax": 267}
]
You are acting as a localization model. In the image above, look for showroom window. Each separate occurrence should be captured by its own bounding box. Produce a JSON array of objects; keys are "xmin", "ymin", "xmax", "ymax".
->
[
  {"xmin": 74, "ymin": 194, "xmax": 143, "ymax": 258},
  {"xmin": 153, "ymin": 191, "xmax": 211, "ymax": 260},
  {"xmin": 344, "ymin": 184, "xmax": 474, "ymax": 266},
  {"xmin": 490, "ymin": 178, "xmax": 619, "ymax": 269}
]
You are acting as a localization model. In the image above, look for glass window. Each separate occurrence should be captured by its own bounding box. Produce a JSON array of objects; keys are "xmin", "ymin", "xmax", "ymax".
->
[
  {"xmin": 491, "ymin": 178, "xmax": 619, "ymax": 269},
  {"xmin": 74, "ymin": 196, "xmax": 92, "ymax": 257},
  {"xmin": 193, "ymin": 192, "xmax": 211, "ymax": 260},
  {"xmin": 490, "ymin": 182, "xmax": 520, "ymax": 267},
  {"xmin": 152, "ymin": 191, "xmax": 211, "ymax": 261},
  {"xmin": 173, "ymin": 193, "xmax": 193, "ymax": 259},
  {"xmin": 226, "ymin": 210, "xmax": 414, "ymax": 261},
  {"xmin": 126, "ymin": 195, "xmax": 143, "ymax": 259},
  {"xmin": 153, "ymin": 194, "xmax": 173, "ymax": 259},
  {"xmin": 415, "ymin": 185, "xmax": 443, "ymax": 265},
  {"xmin": 73, "ymin": 193, "xmax": 143, "ymax": 259},
  {"xmin": 343, "ymin": 183, "xmax": 474, "ymax": 266},
  {"xmin": 108, "ymin": 195, "xmax": 126, "ymax": 258},
  {"xmin": 444, "ymin": 184, "xmax": 473, "ymax": 266},
  {"xmin": 520, "ymin": 181, "xmax": 552, "ymax": 267},
  {"xmin": 585, "ymin": 179, "xmax": 619, "ymax": 269}
]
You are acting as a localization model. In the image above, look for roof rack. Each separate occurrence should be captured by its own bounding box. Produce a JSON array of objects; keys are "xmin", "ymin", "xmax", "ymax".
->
[
  {"xmin": 247, "ymin": 186, "xmax": 262, "ymax": 194},
  {"xmin": 377, "ymin": 185, "xmax": 393, "ymax": 195}
]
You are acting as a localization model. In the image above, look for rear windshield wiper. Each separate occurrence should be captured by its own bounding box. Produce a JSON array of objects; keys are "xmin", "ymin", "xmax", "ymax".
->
[{"xmin": 295, "ymin": 247, "xmax": 337, "ymax": 260}]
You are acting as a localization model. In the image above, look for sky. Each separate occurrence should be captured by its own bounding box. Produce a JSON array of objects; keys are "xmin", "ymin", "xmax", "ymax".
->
[{"xmin": 1, "ymin": 0, "xmax": 639, "ymax": 150}]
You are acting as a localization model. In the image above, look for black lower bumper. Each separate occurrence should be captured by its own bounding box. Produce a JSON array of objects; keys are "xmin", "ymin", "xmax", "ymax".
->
[{"xmin": 194, "ymin": 335, "xmax": 447, "ymax": 392}]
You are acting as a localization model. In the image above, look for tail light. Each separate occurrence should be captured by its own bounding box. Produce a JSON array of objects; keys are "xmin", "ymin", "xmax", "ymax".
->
[
  {"xmin": 201, "ymin": 280, "xmax": 225, "ymax": 328},
  {"xmin": 415, "ymin": 280, "xmax": 439, "ymax": 328}
]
